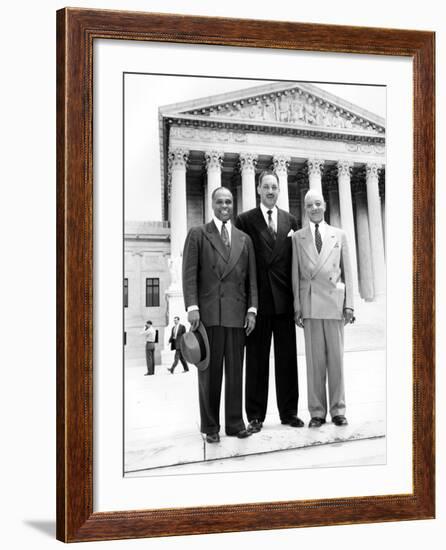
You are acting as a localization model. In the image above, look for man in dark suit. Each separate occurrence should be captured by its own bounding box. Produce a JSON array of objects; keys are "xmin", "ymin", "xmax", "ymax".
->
[
  {"xmin": 235, "ymin": 170, "xmax": 303, "ymax": 433},
  {"xmin": 167, "ymin": 316, "xmax": 188, "ymax": 373},
  {"xmin": 182, "ymin": 187, "xmax": 258, "ymax": 443}
]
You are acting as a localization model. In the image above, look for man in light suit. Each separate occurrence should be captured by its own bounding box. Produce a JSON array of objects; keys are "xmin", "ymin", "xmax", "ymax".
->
[
  {"xmin": 182, "ymin": 187, "xmax": 258, "ymax": 443},
  {"xmin": 235, "ymin": 170, "xmax": 303, "ymax": 433},
  {"xmin": 167, "ymin": 316, "xmax": 188, "ymax": 373},
  {"xmin": 292, "ymin": 189, "xmax": 355, "ymax": 428}
]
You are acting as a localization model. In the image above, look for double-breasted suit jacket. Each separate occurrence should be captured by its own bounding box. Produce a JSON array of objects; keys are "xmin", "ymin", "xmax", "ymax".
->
[
  {"xmin": 182, "ymin": 221, "xmax": 258, "ymax": 328},
  {"xmin": 291, "ymin": 222, "xmax": 354, "ymax": 420},
  {"xmin": 291, "ymin": 224, "xmax": 354, "ymax": 320},
  {"xmin": 182, "ymin": 220, "xmax": 258, "ymax": 435},
  {"xmin": 236, "ymin": 207, "xmax": 297, "ymax": 316},
  {"xmin": 235, "ymin": 207, "xmax": 299, "ymax": 423}
]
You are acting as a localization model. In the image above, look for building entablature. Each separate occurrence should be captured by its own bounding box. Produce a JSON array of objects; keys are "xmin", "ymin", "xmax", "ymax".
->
[{"xmin": 168, "ymin": 125, "xmax": 385, "ymax": 166}]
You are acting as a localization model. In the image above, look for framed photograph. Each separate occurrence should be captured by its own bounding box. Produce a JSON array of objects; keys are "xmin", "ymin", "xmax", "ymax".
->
[{"xmin": 56, "ymin": 8, "xmax": 435, "ymax": 542}]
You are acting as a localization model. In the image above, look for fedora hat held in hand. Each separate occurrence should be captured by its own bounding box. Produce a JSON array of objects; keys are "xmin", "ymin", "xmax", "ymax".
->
[{"xmin": 180, "ymin": 322, "xmax": 210, "ymax": 371}]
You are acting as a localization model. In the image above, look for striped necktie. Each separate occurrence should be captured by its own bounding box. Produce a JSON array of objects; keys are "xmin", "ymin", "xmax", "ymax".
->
[
  {"xmin": 221, "ymin": 221, "xmax": 230, "ymax": 249},
  {"xmin": 315, "ymin": 223, "xmax": 322, "ymax": 254},
  {"xmin": 267, "ymin": 209, "xmax": 276, "ymax": 239}
]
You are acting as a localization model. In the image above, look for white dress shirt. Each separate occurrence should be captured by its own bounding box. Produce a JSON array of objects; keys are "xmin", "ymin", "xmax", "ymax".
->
[{"xmin": 141, "ymin": 325, "xmax": 156, "ymax": 342}]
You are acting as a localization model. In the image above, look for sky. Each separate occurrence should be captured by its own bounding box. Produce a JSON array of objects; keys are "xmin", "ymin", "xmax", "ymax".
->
[{"xmin": 125, "ymin": 74, "xmax": 386, "ymax": 221}]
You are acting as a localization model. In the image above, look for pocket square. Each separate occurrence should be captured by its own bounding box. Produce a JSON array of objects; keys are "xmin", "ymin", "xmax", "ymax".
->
[{"xmin": 287, "ymin": 229, "xmax": 294, "ymax": 237}]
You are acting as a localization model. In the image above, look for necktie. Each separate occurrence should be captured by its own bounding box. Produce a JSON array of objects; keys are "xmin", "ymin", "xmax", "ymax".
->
[
  {"xmin": 315, "ymin": 223, "xmax": 322, "ymax": 254},
  {"xmin": 221, "ymin": 221, "xmax": 230, "ymax": 248},
  {"xmin": 267, "ymin": 209, "xmax": 276, "ymax": 239}
]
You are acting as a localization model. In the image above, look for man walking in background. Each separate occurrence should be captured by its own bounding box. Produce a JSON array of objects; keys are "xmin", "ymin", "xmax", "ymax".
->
[
  {"xmin": 235, "ymin": 170, "xmax": 303, "ymax": 433},
  {"xmin": 292, "ymin": 189, "xmax": 354, "ymax": 428},
  {"xmin": 168, "ymin": 316, "xmax": 189, "ymax": 373}
]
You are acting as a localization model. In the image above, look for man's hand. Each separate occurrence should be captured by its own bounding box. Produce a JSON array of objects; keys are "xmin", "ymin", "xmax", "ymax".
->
[
  {"xmin": 187, "ymin": 310, "xmax": 200, "ymax": 331},
  {"xmin": 244, "ymin": 312, "xmax": 256, "ymax": 336},
  {"xmin": 343, "ymin": 308, "xmax": 355, "ymax": 325},
  {"xmin": 294, "ymin": 311, "xmax": 304, "ymax": 328}
]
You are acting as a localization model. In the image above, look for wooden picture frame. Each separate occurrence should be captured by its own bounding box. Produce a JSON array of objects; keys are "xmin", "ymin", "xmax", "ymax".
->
[{"xmin": 56, "ymin": 7, "xmax": 435, "ymax": 542}]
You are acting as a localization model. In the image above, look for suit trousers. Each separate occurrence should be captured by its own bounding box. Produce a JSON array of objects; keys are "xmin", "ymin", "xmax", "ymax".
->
[
  {"xmin": 198, "ymin": 326, "xmax": 246, "ymax": 435},
  {"xmin": 145, "ymin": 342, "xmax": 155, "ymax": 375},
  {"xmin": 303, "ymin": 319, "xmax": 346, "ymax": 419},
  {"xmin": 245, "ymin": 314, "xmax": 299, "ymax": 422},
  {"xmin": 171, "ymin": 349, "xmax": 189, "ymax": 372}
]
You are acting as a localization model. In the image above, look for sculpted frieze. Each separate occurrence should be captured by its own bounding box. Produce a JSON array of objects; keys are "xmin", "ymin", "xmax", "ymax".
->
[{"xmin": 182, "ymin": 88, "xmax": 384, "ymax": 134}]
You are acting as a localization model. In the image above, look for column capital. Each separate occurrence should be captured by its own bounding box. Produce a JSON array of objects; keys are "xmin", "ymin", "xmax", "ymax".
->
[
  {"xmin": 205, "ymin": 150, "xmax": 224, "ymax": 172},
  {"xmin": 272, "ymin": 154, "xmax": 290, "ymax": 175},
  {"xmin": 366, "ymin": 162, "xmax": 381, "ymax": 178},
  {"xmin": 168, "ymin": 147, "xmax": 189, "ymax": 171},
  {"xmin": 239, "ymin": 152, "xmax": 258, "ymax": 174},
  {"xmin": 337, "ymin": 160, "xmax": 353, "ymax": 177},
  {"xmin": 308, "ymin": 158, "xmax": 325, "ymax": 177}
]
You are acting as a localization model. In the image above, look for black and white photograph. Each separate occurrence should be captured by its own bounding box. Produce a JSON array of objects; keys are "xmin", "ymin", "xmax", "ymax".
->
[
  {"xmin": 3, "ymin": 0, "xmax": 442, "ymax": 547},
  {"xmin": 123, "ymin": 74, "xmax": 387, "ymax": 477}
]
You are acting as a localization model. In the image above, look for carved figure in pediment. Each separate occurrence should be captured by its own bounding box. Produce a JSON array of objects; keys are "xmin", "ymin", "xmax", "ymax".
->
[
  {"xmin": 331, "ymin": 110, "xmax": 345, "ymax": 128},
  {"xmin": 227, "ymin": 103, "xmax": 243, "ymax": 118},
  {"xmin": 321, "ymin": 104, "xmax": 333, "ymax": 127},
  {"xmin": 304, "ymin": 97, "xmax": 317, "ymax": 124},
  {"xmin": 248, "ymin": 102, "xmax": 262, "ymax": 119},
  {"xmin": 290, "ymin": 98, "xmax": 305, "ymax": 122},
  {"xmin": 315, "ymin": 104, "xmax": 325, "ymax": 126},
  {"xmin": 240, "ymin": 105, "xmax": 250, "ymax": 119},
  {"xmin": 264, "ymin": 100, "xmax": 277, "ymax": 121},
  {"xmin": 278, "ymin": 95, "xmax": 291, "ymax": 122}
]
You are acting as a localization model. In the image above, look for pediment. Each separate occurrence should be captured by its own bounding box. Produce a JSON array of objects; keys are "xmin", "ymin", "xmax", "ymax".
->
[{"xmin": 160, "ymin": 82, "xmax": 385, "ymax": 136}]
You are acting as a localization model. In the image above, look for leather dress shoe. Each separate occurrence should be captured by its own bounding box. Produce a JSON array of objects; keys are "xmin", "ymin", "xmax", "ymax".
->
[
  {"xmin": 227, "ymin": 429, "xmax": 252, "ymax": 439},
  {"xmin": 247, "ymin": 419, "xmax": 263, "ymax": 433},
  {"xmin": 205, "ymin": 433, "xmax": 220, "ymax": 444},
  {"xmin": 167, "ymin": 367, "xmax": 174, "ymax": 374},
  {"xmin": 281, "ymin": 416, "xmax": 305, "ymax": 428},
  {"xmin": 332, "ymin": 415, "xmax": 348, "ymax": 426},
  {"xmin": 309, "ymin": 417, "xmax": 326, "ymax": 428}
]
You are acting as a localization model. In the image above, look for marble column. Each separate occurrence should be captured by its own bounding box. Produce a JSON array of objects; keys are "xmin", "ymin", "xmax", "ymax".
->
[
  {"xmin": 328, "ymin": 181, "xmax": 341, "ymax": 228},
  {"xmin": 205, "ymin": 151, "xmax": 224, "ymax": 222},
  {"xmin": 239, "ymin": 152, "xmax": 258, "ymax": 212},
  {"xmin": 337, "ymin": 160, "xmax": 359, "ymax": 294},
  {"xmin": 168, "ymin": 147, "xmax": 189, "ymax": 263},
  {"xmin": 308, "ymin": 159, "xmax": 325, "ymax": 194},
  {"xmin": 354, "ymin": 184, "xmax": 374, "ymax": 301},
  {"xmin": 379, "ymin": 172, "xmax": 386, "ymax": 257},
  {"xmin": 272, "ymin": 154, "xmax": 290, "ymax": 211},
  {"xmin": 366, "ymin": 163, "xmax": 386, "ymax": 297},
  {"xmin": 165, "ymin": 147, "xmax": 190, "ymax": 360},
  {"xmin": 300, "ymin": 183, "xmax": 309, "ymax": 226}
]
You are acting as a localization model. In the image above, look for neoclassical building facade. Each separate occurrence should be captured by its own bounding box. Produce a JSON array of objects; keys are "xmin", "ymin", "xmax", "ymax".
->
[{"xmin": 125, "ymin": 82, "xmax": 386, "ymax": 362}]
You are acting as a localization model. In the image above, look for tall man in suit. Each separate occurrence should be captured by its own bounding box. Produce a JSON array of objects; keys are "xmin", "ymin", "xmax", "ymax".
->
[
  {"xmin": 292, "ymin": 189, "xmax": 354, "ymax": 428},
  {"xmin": 167, "ymin": 316, "xmax": 188, "ymax": 373},
  {"xmin": 235, "ymin": 170, "xmax": 303, "ymax": 433},
  {"xmin": 182, "ymin": 187, "xmax": 258, "ymax": 443}
]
